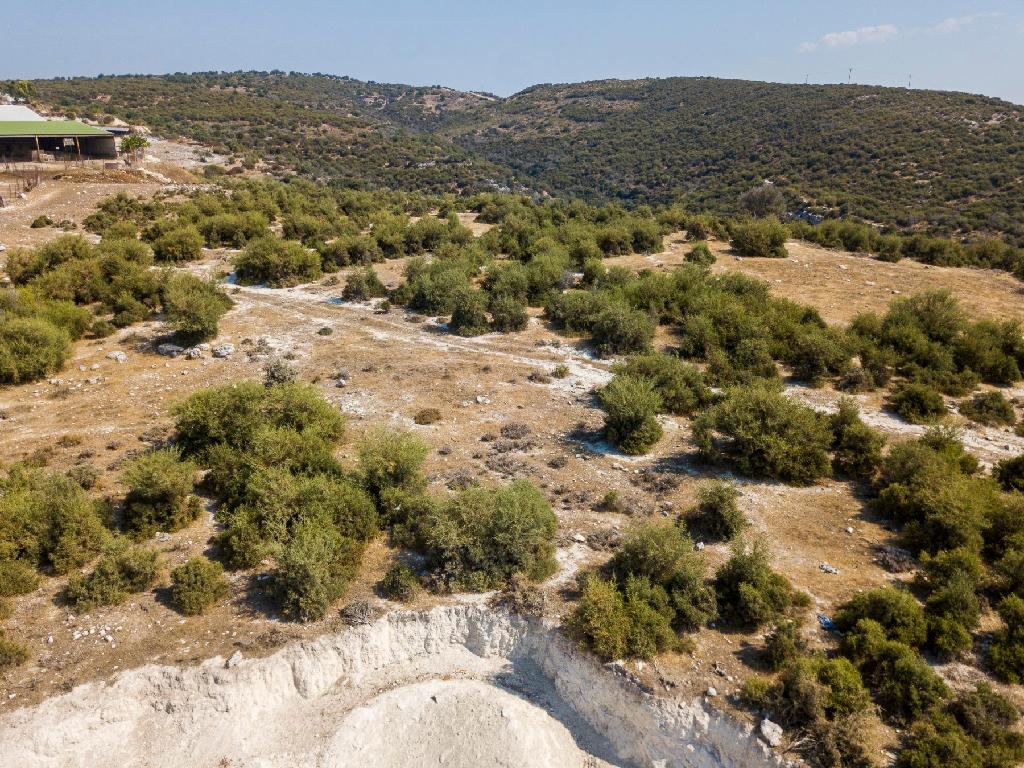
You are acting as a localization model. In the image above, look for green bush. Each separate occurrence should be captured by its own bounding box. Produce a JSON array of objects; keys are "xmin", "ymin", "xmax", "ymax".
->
[
  {"xmin": 693, "ymin": 383, "xmax": 832, "ymax": 485},
  {"xmin": 834, "ymin": 587, "xmax": 928, "ymax": 648},
  {"xmin": 598, "ymin": 374, "xmax": 664, "ymax": 455},
  {"xmin": 730, "ymin": 218, "xmax": 788, "ymax": 258},
  {"xmin": 959, "ymin": 391, "xmax": 1016, "ymax": 427},
  {"xmin": 153, "ymin": 226, "xmax": 204, "ymax": 263},
  {"xmin": 785, "ymin": 327, "xmax": 850, "ymax": 385},
  {"xmin": 566, "ymin": 573, "xmax": 682, "ymax": 660},
  {"xmin": 273, "ymin": 521, "xmax": 362, "ymax": 621},
  {"xmin": 410, "ymin": 480, "xmax": 557, "ymax": 592},
  {"xmin": 896, "ymin": 712, "xmax": 983, "ymax": 768},
  {"xmin": 0, "ymin": 559, "xmax": 40, "ymax": 598},
  {"xmin": 686, "ymin": 241, "xmax": 715, "ymax": 266},
  {"xmin": 448, "ymin": 289, "xmax": 490, "ymax": 337},
  {"xmin": 0, "ymin": 631, "xmax": 29, "ymax": 671},
  {"xmin": 0, "ymin": 465, "xmax": 109, "ymax": 575},
  {"xmin": 342, "ymin": 267, "xmax": 387, "ymax": 301},
  {"xmin": 161, "ymin": 273, "xmax": 233, "ymax": 342},
  {"xmin": 713, "ymin": 538, "xmax": 802, "ymax": 628},
  {"xmin": 615, "ymin": 352, "xmax": 711, "ymax": 416},
  {"xmin": 234, "ymin": 238, "xmax": 321, "ymax": 287},
  {"xmin": 888, "ymin": 382, "xmax": 948, "ymax": 424},
  {"xmin": 989, "ymin": 595, "xmax": 1024, "ymax": 684},
  {"xmin": 378, "ymin": 563, "xmax": 419, "ymax": 602},
  {"xmin": 357, "ymin": 428, "xmax": 430, "ymax": 507},
  {"xmin": 0, "ymin": 317, "xmax": 71, "ymax": 384},
  {"xmin": 63, "ymin": 541, "xmax": 160, "ymax": 610},
  {"xmin": 764, "ymin": 621, "xmax": 807, "ymax": 671},
  {"xmin": 488, "ymin": 294, "xmax": 529, "ymax": 332},
  {"xmin": 607, "ymin": 522, "xmax": 716, "ymax": 631},
  {"xmin": 994, "ymin": 455, "xmax": 1024, "ymax": 494},
  {"xmin": 741, "ymin": 186, "xmax": 786, "ymax": 218},
  {"xmin": 171, "ymin": 556, "xmax": 228, "ymax": 615},
  {"xmin": 199, "ymin": 212, "xmax": 270, "ymax": 247},
  {"xmin": 590, "ymin": 304, "xmax": 655, "ymax": 358},
  {"xmin": 686, "ymin": 480, "xmax": 746, "ymax": 541},
  {"xmin": 121, "ymin": 448, "xmax": 200, "ymax": 537},
  {"xmin": 830, "ymin": 398, "xmax": 885, "ymax": 480},
  {"xmin": 840, "ymin": 619, "xmax": 950, "ymax": 723}
]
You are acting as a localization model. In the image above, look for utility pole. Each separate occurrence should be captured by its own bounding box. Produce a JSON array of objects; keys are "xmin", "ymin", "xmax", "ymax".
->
[
  {"xmin": 848, "ymin": 68, "xmax": 853, "ymax": 84},
  {"xmin": 908, "ymin": 74, "xmax": 912, "ymax": 89}
]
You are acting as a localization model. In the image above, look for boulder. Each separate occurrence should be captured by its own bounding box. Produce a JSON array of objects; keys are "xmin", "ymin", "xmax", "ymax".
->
[
  {"xmin": 106, "ymin": 351, "xmax": 128, "ymax": 363},
  {"xmin": 157, "ymin": 343, "xmax": 184, "ymax": 358},
  {"xmin": 759, "ymin": 718, "xmax": 783, "ymax": 748},
  {"xmin": 212, "ymin": 343, "xmax": 235, "ymax": 359}
]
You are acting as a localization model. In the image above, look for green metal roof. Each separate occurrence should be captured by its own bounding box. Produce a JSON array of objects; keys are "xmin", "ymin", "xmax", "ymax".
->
[{"xmin": 0, "ymin": 121, "xmax": 113, "ymax": 138}]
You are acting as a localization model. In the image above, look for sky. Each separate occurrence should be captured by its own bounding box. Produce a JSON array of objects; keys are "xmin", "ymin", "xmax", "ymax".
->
[{"xmin": 3, "ymin": 1, "xmax": 1023, "ymax": 104}]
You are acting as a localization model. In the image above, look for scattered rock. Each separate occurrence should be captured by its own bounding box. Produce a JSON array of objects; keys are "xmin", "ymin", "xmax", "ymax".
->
[
  {"xmin": 212, "ymin": 343, "xmax": 235, "ymax": 358},
  {"xmin": 760, "ymin": 718, "xmax": 783, "ymax": 748},
  {"xmin": 106, "ymin": 351, "xmax": 128, "ymax": 363},
  {"xmin": 705, "ymin": 686, "xmax": 718, "ymax": 697},
  {"xmin": 184, "ymin": 348, "xmax": 203, "ymax": 360},
  {"xmin": 157, "ymin": 343, "xmax": 184, "ymax": 358},
  {"xmin": 226, "ymin": 650, "xmax": 243, "ymax": 669},
  {"xmin": 571, "ymin": 533, "xmax": 586, "ymax": 543},
  {"xmin": 819, "ymin": 563, "xmax": 840, "ymax": 575}
]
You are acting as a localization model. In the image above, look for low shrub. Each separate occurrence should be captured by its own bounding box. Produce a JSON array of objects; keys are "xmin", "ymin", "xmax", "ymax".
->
[
  {"xmin": 448, "ymin": 289, "xmax": 490, "ymax": 337},
  {"xmin": 161, "ymin": 273, "xmax": 233, "ymax": 342},
  {"xmin": 0, "ymin": 317, "xmax": 71, "ymax": 384},
  {"xmin": 0, "ymin": 465, "xmax": 109, "ymax": 575},
  {"xmin": 686, "ymin": 480, "xmax": 745, "ymax": 542},
  {"xmin": 63, "ymin": 541, "xmax": 160, "ymax": 610},
  {"xmin": 566, "ymin": 572, "xmax": 682, "ymax": 660},
  {"xmin": 273, "ymin": 521, "xmax": 362, "ymax": 621},
  {"xmin": 686, "ymin": 241, "xmax": 715, "ymax": 266},
  {"xmin": 590, "ymin": 304, "xmax": 655, "ymax": 358},
  {"xmin": 888, "ymin": 382, "xmax": 948, "ymax": 424},
  {"xmin": 615, "ymin": 352, "xmax": 712, "ymax": 416},
  {"xmin": 833, "ymin": 587, "xmax": 928, "ymax": 648},
  {"xmin": 693, "ymin": 383, "xmax": 832, "ymax": 485},
  {"xmin": 730, "ymin": 218, "xmax": 788, "ymax": 258},
  {"xmin": 342, "ymin": 267, "xmax": 387, "ymax": 301},
  {"xmin": 764, "ymin": 620, "xmax": 807, "ymax": 671},
  {"xmin": 378, "ymin": 563, "xmax": 419, "ymax": 602},
  {"xmin": 413, "ymin": 408, "xmax": 442, "ymax": 425},
  {"xmin": 488, "ymin": 295, "xmax": 529, "ymax": 332},
  {"xmin": 960, "ymin": 391, "xmax": 1016, "ymax": 427},
  {"xmin": 0, "ymin": 631, "xmax": 29, "ymax": 671},
  {"xmin": 153, "ymin": 227, "xmax": 204, "ymax": 263},
  {"xmin": 170, "ymin": 556, "xmax": 227, "ymax": 615},
  {"xmin": 598, "ymin": 374, "xmax": 663, "ymax": 455},
  {"xmin": 357, "ymin": 428, "xmax": 430, "ymax": 506},
  {"xmin": 410, "ymin": 480, "xmax": 557, "ymax": 592},
  {"xmin": 234, "ymin": 238, "xmax": 321, "ymax": 287},
  {"xmin": 121, "ymin": 448, "xmax": 200, "ymax": 538},
  {"xmin": 830, "ymin": 398, "xmax": 885, "ymax": 480},
  {"xmin": 989, "ymin": 595, "xmax": 1024, "ymax": 684},
  {"xmin": 714, "ymin": 539, "xmax": 804, "ymax": 628},
  {"xmin": 995, "ymin": 455, "xmax": 1024, "ymax": 493}
]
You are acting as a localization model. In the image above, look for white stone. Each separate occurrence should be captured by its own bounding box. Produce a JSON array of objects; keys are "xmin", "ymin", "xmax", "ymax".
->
[
  {"xmin": 106, "ymin": 351, "xmax": 128, "ymax": 363},
  {"xmin": 760, "ymin": 718, "xmax": 784, "ymax": 748},
  {"xmin": 226, "ymin": 650, "xmax": 243, "ymax": 669}
]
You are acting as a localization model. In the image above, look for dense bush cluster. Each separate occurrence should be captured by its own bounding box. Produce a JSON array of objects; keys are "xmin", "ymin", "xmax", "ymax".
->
[
  {"xmin": 0, "ymin": 229, "xmax": 232, "ymax": 383},
  {"xmin": 567, "ymin": 522, "xmax": 715, "ymax": 659},
  {"xmin": 693, "ymin": 382, "xmax": 833, "ymax": 485},
  {"xmin": 172, "ymin": 383, "xmax": 558, "ymax": 618}
]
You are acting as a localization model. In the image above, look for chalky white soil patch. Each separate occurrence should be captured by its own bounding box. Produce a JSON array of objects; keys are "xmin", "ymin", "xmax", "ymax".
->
[{"xmin": 1, "ymin": 606, "xmax": 777, "ymax": 768}]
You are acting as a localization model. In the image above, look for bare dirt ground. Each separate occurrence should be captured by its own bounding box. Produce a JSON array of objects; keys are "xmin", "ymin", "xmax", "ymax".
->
[
  {"xmin": 2, "ymin": 173, "xmax": 1023, "ymax": 744},
  {"xmin": 607, "ymin": 234, "xmax": 1024, "ymax": 325}
]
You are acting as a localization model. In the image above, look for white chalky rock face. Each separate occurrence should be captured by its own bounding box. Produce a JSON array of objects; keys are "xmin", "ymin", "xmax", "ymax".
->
[{"xmin": 0, "ymin": 606, "xmax": 780, "ymax": 768}]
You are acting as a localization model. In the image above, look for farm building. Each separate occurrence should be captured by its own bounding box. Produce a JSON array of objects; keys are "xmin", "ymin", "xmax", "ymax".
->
[{"xmin": 0, "ymin": 118, "xmax": 116, "ymax": 161}]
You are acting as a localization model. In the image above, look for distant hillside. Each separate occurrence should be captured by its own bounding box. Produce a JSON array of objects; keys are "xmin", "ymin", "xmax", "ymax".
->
[
  {"xmin": 26, "ymin": 72, "xmax": 1024, "ymax": 242},
  {"xmin": 28, "ymin": 73, "xmax": 515, "ymax": 195}
]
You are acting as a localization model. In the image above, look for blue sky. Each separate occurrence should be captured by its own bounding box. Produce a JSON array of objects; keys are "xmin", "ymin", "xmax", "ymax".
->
[{"xmin": 5, "ymin": 1, "xmax": 1023, "ymax": 104}]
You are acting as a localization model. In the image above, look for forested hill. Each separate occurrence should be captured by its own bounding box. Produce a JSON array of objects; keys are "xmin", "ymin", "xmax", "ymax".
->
[{"xmin": 25, "ymin": 72, "xmax": 1024, "ymax": 242}]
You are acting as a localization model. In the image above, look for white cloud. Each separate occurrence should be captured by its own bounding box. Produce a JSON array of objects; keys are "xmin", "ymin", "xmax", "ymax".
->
[
  {"xmin": 927, "ymin": 12, "xmax": 1001, "ymax": 35},
  {"xmin": 799, "ymin": 24, "xmax": 898, "ymax": 53}
]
